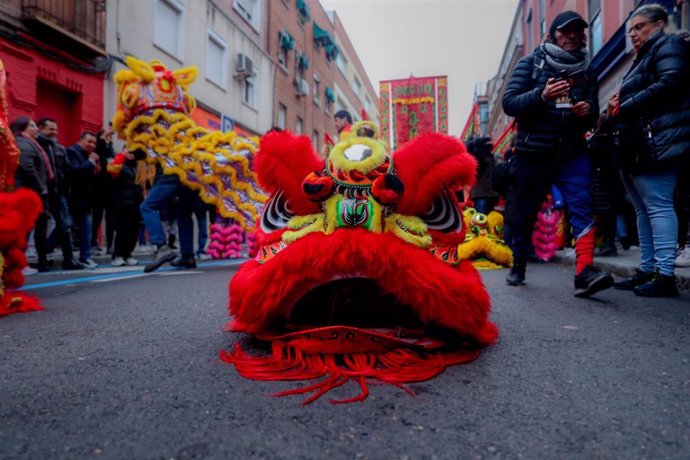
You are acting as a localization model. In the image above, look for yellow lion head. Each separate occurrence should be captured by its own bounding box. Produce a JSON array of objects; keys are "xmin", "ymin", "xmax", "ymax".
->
[{"xmin": 112, "ymin": 56, "xmax": 198, "ymax": 139}]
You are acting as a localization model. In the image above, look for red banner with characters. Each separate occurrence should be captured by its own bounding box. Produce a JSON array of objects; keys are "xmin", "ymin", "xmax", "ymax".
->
[{"xmin": 380, "ymin": 76, "xmax": 447, "ymax": 150}]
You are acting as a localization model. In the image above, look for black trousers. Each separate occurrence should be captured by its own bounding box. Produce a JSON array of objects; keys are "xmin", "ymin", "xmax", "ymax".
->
[
  {"xmin": 92, "ymin": 201, "xmax": 114, "ymax": 249},
  {"xmin": 112, "ymin": 206, "xmax": 141, "ymax": 259}
]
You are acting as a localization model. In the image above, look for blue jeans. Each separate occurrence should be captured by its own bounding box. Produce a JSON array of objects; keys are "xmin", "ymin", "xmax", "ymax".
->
[
  {"xmin": 140, "ymin": 174, "xmax": 197, "ymax": 257},
  {"xmin": 511, "ymin": 153, "xmax": 594, "ymax": 266},
  {"xmin": 621, "ymin": 169, "xmax": 677, "ymax": 276},
  {"xmin": 194, "ymin": 207, "xmax": 208, "ymax": 253},
  {"xmin": 473, "ymin": 197, "xmax": 497, "ymax": 215},
  {"xmin": 72, "ymin": 209, "xmax": 92, "ymax": 261}
]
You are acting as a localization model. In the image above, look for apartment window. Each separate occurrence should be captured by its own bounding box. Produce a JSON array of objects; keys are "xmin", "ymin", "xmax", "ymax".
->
[
  {"xmin": 234, "ymin": 0, "xmax": 261, "ymax": 31},
  {"xmin": 277, "ymin": 30, "xmax": 295, "ymax": 68},
  {"xmin": 278, "ymin": 103, "xmax": 286, "ymax": 129},
  {"xmin": 588, "ymin": 0, "xmax": 603, "ymax": 56},
  {"xmin": 312, "ymin": 130, "xmax": 320, "ymax": 150},
  {"xmin": 243, "ymin": 73, "xmax": 256, "ymax": 107},
  {"xmin": 278, "ymin": 47, "xmax": 287, "ymax": 67},
  {"xmin": 295, "ymin": 116, "xmax": 303, "ymax": 134},
  {"xmin": 336, "ymin": 97, "xmax": 347, "ymax": 114},
  {"xmin": 206, "ymin": 29, "xmax": 227, "ymax": 87},
  {"xmin": 539, "ymin": 0, "xmax": 546, "ymax": 37},
  {"xmin": 336, "ymin": 52, "xmax": 347, "ymax": 74},
  {"xmin": 352, "ymin": 76, "xmax": 362, "ymax": 98},
  {"xmin": 313, "ymin": 74, "xmax": 321, "ymax": 105},
  {"xmin": 155, "ymin": 0, "xmax": 184, "ymax": 59},
  {"xmin": 364, "ymin": 96, "xmax": 371, "ymax": 116}
]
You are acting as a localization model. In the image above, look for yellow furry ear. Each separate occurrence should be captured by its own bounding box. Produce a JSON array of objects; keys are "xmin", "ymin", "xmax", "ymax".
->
[
  {"xmin": 125, "ymin": 56, "xmax": 155, "ymax": 82},
  {"xmin": 173, "ymin": 66, "xmax": 198, "ymax": 88},
  {"xmin": 114, "ymin": 69, "xmax": 136, "ymax": 85}
]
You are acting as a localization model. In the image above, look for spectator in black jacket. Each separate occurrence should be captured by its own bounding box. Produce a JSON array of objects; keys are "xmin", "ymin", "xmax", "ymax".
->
[
  {"xmin": 11, "ymin": 116, "xmax": 52, "ymax": 273},
  {"xmin": 66, "ymin": 132, "xmax": 99, "ymax": 269},
  {"xmin": 36, "ymin": 118, "xmax": 82, "ymax": 270},
  {"xmin": 502, "ymin": 11, "xmax": 613, "ymax": 297},
  {"xmin": 107, "ymin": 150, "xmax": 142, "ymax": 266},
  {"xmin": 91, "ymin": 126, "xmax": 115, "ymax": 255},
  {"xmin": 608, "ymin": 4, "xmax": 690, "ymax": 297},
  {"xmin": 465, "ymin": 135, "xmax": 499, "ymax": 214}
]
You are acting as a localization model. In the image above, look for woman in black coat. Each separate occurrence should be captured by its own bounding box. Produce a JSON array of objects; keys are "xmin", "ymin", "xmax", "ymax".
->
[
  {"xmin": 107, "ymin": 150, "xmax": 143, "ymax": 266},
  {"xmin": 608, "ymin": 4, "xmax": 690, "ymax": 297}
]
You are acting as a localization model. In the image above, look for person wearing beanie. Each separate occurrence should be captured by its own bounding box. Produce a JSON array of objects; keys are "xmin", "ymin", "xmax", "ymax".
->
[{"xmin": 502, "ymin": 10, "xmax": 614, "ymax": 297}]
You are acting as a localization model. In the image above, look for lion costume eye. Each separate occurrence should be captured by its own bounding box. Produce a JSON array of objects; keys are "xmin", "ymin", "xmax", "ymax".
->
[
  {"xmin": 121, "ymin": 83, "xmax": 140, "ymax": 108},
  {"xmin": 421, "ymin": 192, "xmax": 462, "ymax": 233},
  {"xmin": 260, "ymin": 189, "xmax": 293, "ymax": 233}
]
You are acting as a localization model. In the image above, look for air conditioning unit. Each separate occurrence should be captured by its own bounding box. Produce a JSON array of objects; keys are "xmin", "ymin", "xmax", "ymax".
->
[
  {"xmin": 235, "ymin": 53, "xmax": 253, "ymax": 78},
  {"xmin": 295, "ymin": 78, "xmax": 309, "ymax": 96}
]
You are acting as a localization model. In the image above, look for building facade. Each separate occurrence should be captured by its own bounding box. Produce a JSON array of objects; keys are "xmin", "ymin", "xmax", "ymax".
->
[
  {"xmin": 105, "ymin": 0, "xmax": 274, "ymax": 138},
  {"xmin": 0, "ymin": 0, "xmax": 108, "ymax": 145},
  {"xmin": 266, "ymin": 0, "xmax": 378, "ymax": 152}
]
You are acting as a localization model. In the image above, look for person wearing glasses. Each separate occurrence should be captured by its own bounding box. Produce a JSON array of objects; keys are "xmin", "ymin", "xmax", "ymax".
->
[{"xmin": 607, "ymin": 4, "xmax": 690, "ymax": 297}]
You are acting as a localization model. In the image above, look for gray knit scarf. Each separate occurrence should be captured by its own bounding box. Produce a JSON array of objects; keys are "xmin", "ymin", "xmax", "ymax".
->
[{"xmin": 540, "ymin": 43, "xmax": 590, "ymax": 75}]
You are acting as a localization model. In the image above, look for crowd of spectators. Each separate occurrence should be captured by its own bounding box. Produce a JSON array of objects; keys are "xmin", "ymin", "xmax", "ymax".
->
[
  {"xmin": 478, "ymin": 4, "xmax": 690, "ymax": 298},
  {"xmin": 10, "ymin": 117, "xmax": 210, "ymax": 275}
]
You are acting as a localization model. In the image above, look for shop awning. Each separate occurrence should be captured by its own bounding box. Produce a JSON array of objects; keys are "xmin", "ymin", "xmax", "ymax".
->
[
  {"xmin": 324, "ymin": 86, "xmax": 335, "ymax": 103},
  {"xmin": 297, "ymin": 53, "xmax": 310, "ymax": 69},
  {"xmin": 313, "ymin": 22, "xmax": 333, "ymax": 47},
  {"xmin": 278, "ymin": 30, "xmax": 295, "ymax": 50}
]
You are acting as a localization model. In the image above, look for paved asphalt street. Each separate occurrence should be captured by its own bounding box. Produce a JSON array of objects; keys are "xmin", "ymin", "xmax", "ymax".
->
[{"xmin": 1, "ymin": 261, "xmax": 689, "ymax": 459}]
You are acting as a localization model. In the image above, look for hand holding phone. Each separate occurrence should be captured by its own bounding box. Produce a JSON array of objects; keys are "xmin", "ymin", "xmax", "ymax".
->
[{"xmin": 542, "ymin": 77, "xmax": 571, "ymax": 102}]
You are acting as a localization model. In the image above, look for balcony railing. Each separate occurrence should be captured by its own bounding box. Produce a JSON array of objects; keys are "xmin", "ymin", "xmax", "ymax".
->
[{"xmin": 21, "ymin": 0, "xmax": 106, "ymax": 51}]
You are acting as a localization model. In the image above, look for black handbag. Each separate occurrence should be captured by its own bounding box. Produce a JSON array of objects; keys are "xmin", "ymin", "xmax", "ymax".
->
[{"xmin": 610, "ymin": 119, "xmax": 655, "ymax": 170}]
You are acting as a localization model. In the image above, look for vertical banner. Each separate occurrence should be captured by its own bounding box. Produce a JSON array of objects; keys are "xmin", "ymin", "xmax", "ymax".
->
[
  {"xmin": 380, "ymin": 76, "xmax": 447, "ymax": 150},
  {"xmin": 437, "ymin": 77, "xmax": 448, "ymax": 134},
  {"xmin": 379, "ymin": 81, "xmax": 391, "ymax": 147}
]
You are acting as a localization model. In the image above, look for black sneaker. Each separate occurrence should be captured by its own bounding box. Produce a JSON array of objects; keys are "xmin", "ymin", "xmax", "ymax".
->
[
  {"xmin": 574, "ymin": 265, "xmax": 613, "ymax": 297},
  {"xmin": 62, "ymin": 259, "xmax": 84, "ymax": 270},
  {"xmin": 613, "ymin": 269, "xmax": 654, "ymax": 290},
  {"xmin": 144, "ymin": 244, "xmax": 177, "ymax": 273},
  {"xmin": 506, "ymin": 265, "xmax": 525, "ymax": 286},
  {"xmin": 633, "ymin": 273, "xmax": 679, "ymax": 297},
  {"xmin": 170, "ymin": 255, "xmax": 197, "ymax": 269}
]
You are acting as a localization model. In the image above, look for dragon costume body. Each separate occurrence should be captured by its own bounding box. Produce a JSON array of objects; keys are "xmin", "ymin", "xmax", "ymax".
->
[
  {"xmin": 0, "ymin": 58, "xmax": 42, "ymax": 316},
  {"xmin": 222, "ymin": 122, "xmax": 498, "ymax": 404},
  {"xmin": 112, "ymin": 57, "xmax": 266, "ymax": 230}
]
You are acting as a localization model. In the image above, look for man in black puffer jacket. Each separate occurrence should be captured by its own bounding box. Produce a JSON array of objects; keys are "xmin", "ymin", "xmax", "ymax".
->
[{"xmin": 502, "ymin": 10, "xmax": 613, "ymax": 297}]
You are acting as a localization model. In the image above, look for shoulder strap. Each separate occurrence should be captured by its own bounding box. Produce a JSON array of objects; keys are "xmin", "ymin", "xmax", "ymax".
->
[{"xmin": 531, "ymin": 52, "xmax": 545, "ymax": 83}]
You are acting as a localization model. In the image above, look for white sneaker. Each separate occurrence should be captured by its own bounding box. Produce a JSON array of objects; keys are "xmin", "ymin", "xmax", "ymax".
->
[
  {"xmin": 125, "ymin": 257, "xmax": 138, "ymax": 266},
  {"xmin": 676, "ymin": 246, "xmax": 690, "ymax": 267},
  {"xmin": 197, "ymin": 251, "xmax": 212, "ymax": 260},
  {"xmin": 92, "ymin": 247, "xmax": 106, "ymax": 256},
  {"xmin": 22, "ymin": 266, "xmax": 38, "ymax": 276},
  {"xmin": 136, "ymin": 243, "xmax": 155, "ymax": 254},
  {"xmin": 79, "ymin": 258, "xmax": 98, "ymax": 269},
  {"xmin": 111, "ymin": 256, "xmax": 126, "ymax": 267}
]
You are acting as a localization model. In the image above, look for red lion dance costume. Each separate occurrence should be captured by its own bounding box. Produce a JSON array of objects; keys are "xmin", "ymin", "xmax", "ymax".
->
[
  {"xmin": 222, "ymin": 121, "xmax": 497, "ymax": 404},
  {"xmin": 0, "ymin": 59, "xmax": 43, "ymax": 316}
]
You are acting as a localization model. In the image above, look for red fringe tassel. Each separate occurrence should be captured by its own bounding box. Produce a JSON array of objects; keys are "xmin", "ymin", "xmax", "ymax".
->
[
  {"xmin": 0, "ymin": 291, "xmax": 43, "ymax": 317},
  {"xmin": 220, "ymin": 340, "xmax": 481, "ymax": 405}
]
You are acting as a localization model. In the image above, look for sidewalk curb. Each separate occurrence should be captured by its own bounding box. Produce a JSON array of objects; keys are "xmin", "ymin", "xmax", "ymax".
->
[{"xmin": 553, "ymin": 250, "xmax": 690, "ymax": 293}]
